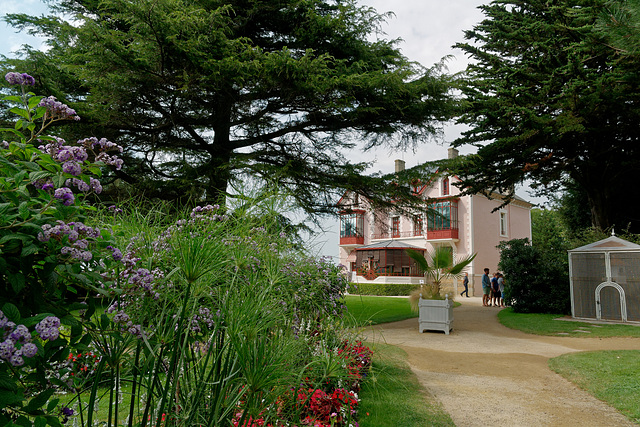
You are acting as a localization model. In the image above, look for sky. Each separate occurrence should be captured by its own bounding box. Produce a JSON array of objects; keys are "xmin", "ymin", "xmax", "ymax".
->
[{"xmin": 0, "ymin": 0, "xmax": 543, "ymax": 259}]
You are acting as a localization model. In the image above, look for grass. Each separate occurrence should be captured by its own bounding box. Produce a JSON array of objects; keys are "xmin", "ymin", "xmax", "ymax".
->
[
  {"xmin": 343, "ymin": 295, "xmax": 417, "ymax": 326},
  {"xmin": 358, "ymin": 343, "xmax": 454, "ymax": 427},
  {"xmin": 498, "ymin": 307, "xmax": 640, "ymax": 337},
  {"xmin": 549, "ymin": 350, "xmax": 640, "ymax": 424}
]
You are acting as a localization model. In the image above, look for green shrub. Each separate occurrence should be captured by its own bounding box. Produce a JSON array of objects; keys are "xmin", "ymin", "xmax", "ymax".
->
[
  {"xmin": 349, "ymin": 283, "xmax": 420, "ymax": 296},
  {"xmin": 498, "ymin": 238, "xmax": 570, "ymax": 314}
]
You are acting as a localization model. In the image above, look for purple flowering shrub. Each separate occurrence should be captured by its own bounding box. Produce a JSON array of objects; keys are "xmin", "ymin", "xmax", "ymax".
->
[
  {"xmin": 1, "ymin": 72, "xmax": 124, "ymax": 315},
  {"xmin": 1, "ymin": 73, "xmax": 124, "ymax": 424}
]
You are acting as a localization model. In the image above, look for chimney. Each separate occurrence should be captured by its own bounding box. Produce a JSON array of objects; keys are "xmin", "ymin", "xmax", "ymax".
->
[
  {"xmin": 395, "ymin": 159, "xmax": 405, "ymax": 172},
  {"xmin": 448, "ymin": 148, "xmax": 459, "ymax": 159}
]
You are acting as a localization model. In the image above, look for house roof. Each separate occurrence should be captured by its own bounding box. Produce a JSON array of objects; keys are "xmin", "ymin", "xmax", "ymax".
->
[
  {"xmin": 355, "ymin": 240, "xmax": 425, "ymax": 251},
  {"xmin": 568, "ymin": 235, "xmax": 640, "ymax": 253}
]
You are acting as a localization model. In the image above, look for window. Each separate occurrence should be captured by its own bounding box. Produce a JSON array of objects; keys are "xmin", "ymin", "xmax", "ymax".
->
[
  {"xmin": 442, "ymin": 177, "xmax": 450, "ymax": 196},
  {"xmin": 500, "ymin": 210, "xmax": 508, "ymax": 236},
  {"xmin": 414, "ymin": 215, "xmax": 423, "ymax": 236},
  {"xmin": 427, "ymin": 200, "xmax": 458, "ymax": 231},
  {"xmin": 340, "ymin": 212, "xmax": 364, "ymax": 238},
  {"xmin": 392, "ymin": 216, "xmax": 400, "ymax": 237}
]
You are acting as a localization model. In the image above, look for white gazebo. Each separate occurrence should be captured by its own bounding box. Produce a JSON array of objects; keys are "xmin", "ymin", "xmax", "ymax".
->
[{"xmin": 568, "ymin": 234, "xmax": 640, "ymax": 323}]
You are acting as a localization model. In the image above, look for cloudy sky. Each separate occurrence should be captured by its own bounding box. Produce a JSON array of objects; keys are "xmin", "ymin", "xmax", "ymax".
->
[{"xmin": 1, "ymin": 0, "xmax": 538, "ymax": 259}]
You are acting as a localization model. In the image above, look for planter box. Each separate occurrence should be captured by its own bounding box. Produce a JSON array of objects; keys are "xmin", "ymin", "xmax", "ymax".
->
[{"xmin": 418, "ymin": 295, "xmax": 453, "ymax": 335}]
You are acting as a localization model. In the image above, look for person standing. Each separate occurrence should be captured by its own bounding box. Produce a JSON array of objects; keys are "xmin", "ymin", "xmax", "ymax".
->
[
  {"xmin": 482, "ymin": 268, "xmax": 491, "ymax": 306},
  {"xmin": 498, "ymin": 273, "xmax": 506, "ymax": 307},
  {"xmin": 491, "ymin": 272, "xmax": 500, "ymax": 307},
  {"xmin": 460, "ymin": 272, "xmax": 470, "ymax": 297}
]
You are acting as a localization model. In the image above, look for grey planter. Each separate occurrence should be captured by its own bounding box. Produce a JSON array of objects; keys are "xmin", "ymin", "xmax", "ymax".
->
[{"xmin": 418, "ymin": 294, "xmax": 453, "ymax": 335}]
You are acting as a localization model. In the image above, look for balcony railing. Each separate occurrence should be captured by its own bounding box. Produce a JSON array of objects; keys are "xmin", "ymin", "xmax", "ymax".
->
[
  {"xmin": 356, "ymin": 267, "xmax": 423, "ymax": 278},
  {"xmin": 372, "ymin": 230, "xmax": 424, "ymax": 239},
  {"xmin": 340, "ymin": 235, "xmax": 365, "ymax": 245},
  {"xmin": 427, "ymin": 228, "xmax": 459, "ymax": 240},
  {"xmin": 372, "ymin": 228, "xmax": 459, "ymax": 240}
]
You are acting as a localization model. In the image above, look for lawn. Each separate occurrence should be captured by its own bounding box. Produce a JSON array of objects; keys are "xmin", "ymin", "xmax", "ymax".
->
[
  {"xmin": 343, "ymin": 295, "xmax": 417, "ymax": 326},
  {"xmin": 498, "ymin": 308, "xmax": 640, "ymax": 337},
  {"xmin": 358, "ymin": 344, "xmax": 454, "ymax": 427},
  {"xmin": 549, "ymin": 350, "xmax": 640, "ymax": 424}
]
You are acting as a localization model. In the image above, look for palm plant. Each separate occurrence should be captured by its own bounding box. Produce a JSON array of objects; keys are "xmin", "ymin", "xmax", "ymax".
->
[{"xmin": 406, "ymin": 247, "xmax": 476, "ymax": 309}]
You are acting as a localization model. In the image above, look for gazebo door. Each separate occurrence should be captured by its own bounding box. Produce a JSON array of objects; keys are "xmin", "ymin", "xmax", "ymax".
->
[{"xmin": 595, "ymin": 283, "xmax": 627, "ymax": 322}]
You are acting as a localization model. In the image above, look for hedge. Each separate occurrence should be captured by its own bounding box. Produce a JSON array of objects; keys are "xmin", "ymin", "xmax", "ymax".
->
[{"xmin": 348, "ymin": 283, "xmax": 421, "ymax": 296}]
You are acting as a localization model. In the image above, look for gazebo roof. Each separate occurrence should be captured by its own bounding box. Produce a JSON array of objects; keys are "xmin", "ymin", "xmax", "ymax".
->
[
  {"xmin": 568, "ymin": 235, "xmax": 640, "ymax": 253},
  {"xmin": 355, "ymin": 240, "xmax": 424, "ymax": 251}
]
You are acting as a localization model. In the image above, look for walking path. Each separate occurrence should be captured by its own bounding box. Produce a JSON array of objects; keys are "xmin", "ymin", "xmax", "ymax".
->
[{"xmin": 362, "ymin": 296, "xmax": 640, "ymax": 426}]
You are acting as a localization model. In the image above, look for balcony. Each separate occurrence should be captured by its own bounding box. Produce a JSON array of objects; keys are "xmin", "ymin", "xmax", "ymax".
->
[
  {"xmin": 340, "ymin": 235, "xmax": 365, "ymax": 245},
  {"xmin": 356, "ymin": 266, "xmax": 424, "ymax": 279},
  {"xmin": 427, "ymin": 228, "xmax": 459, "ymax": 240}
]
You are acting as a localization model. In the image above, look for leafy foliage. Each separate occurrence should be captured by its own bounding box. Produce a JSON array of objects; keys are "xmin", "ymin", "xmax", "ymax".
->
[
  {"xmin": 406, "ymin": 247, "xmax": 475, "ymax": 307},
  {"xmin": 452, "ymin": 0, "xmax": 640, "ymax": 233},
  {"xmin": 498, "ymin": 238, "xmax": 570, "ymax": 314},
  {"xmin": 3, "ymin": 0, "xmax": 454, "ymax": 212}
]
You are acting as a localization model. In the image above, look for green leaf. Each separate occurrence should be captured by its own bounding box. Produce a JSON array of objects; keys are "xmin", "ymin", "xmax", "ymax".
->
[
  {"xmin": 0, "ymin": 373, "xmax": 17, "ymax": 392},
  {"xmin": 21, "ymin": 244, "xmax": 40, "ymax": 258},
  {"xmin": 15, "ymin": 119, "xmax": 24, "ymax": 130},
  {"xmin": 18, "ymin": 202, "xmax": 29, "ymax": 220},
  {"xmin": 25, "ymin": 389, "xmax": 54, "ymax": 413},
  {"xmin": 0, "ymin": 389, "xmax": 24, "ymax": 407},
  {"xmin": 45, "ymin": 416, "xmax": 63, "ymax": 427},
  {"xmin": 27, "ymin": 96, "xmax": 44, "ymax": 110},
  {"xmin": 36, "ymin": 159, "xmax": 59, "ymax": 174},
  {"xmin": 46, "ymin": 398, "xmax": 59, "ymax": 413},
  {"xmin": 0, "ymin": 128, "xmax": 27, "ymax": 142},
  {"xmin": 34, "ymin": 417, "xmax": 47, "ymax": 427},
  {"xmin": 2, "ymin": 95, "xmax": 22, "ymax": 103},
  {"xmin": 15, "ymin": 415, "xmax": 32, "ymax": 427},
  {"xmin": 9, "ymin": 107, "xmax": 30, "ymax": 120},
  {"xmin": 29, "ymin": 170, "xmax": 53, "ymax": 182},
  {"xmin": 2, "ymin": 303, "xmax": 21, "ymax": 322}
]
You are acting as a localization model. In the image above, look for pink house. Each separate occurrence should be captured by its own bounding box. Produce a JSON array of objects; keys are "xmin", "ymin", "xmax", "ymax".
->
[{"xmin": 338, "ymin": 150, "xmax": 532, "ymax": 296}]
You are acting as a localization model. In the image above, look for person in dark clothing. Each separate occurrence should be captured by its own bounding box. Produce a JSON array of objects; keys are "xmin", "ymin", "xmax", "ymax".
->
[{"xmin": 460, "ymin": 272, "xmax": 470, "ymax": 297}]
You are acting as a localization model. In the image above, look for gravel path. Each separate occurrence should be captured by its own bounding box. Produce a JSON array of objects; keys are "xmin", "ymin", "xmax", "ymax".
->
[{"xmin": 362, "ymin": 297, "xmax": 640, "ymax": 427}]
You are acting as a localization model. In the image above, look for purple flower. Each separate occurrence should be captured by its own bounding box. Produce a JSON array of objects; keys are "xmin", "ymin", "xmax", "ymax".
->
[
  {"xmin": 38, "ymin": 96, "xmax": 80, "ymax": 121},
  {"xmin": 66, "ymin": 178, "xmax": 90, "ymax": 192},
  {"xmin": 89, "ymin": 177, "xmax": 102, "ymax": 194},
  {"xmin": 106, "ymin": 245, "xmax": 123, "ymax": 261},
  {"xmin": 61, "ymin": 407, "xmax": 74, "ymax": 417},
  {"xmin": 108, "ymin": 205, "xmax": 123, "ymax": 215},
  {"xmin": 9, "ymin": 353, "xmax": 24, "ymax": 367},
  {"xmin": 10, "ymin": 325, "xmax": 30, "ymax": 343},
  {"xmin": 61, "ymin": 246, "xmax": 93, "ymax": 261},
  {"xmin": 21, "ymin": 342, "xmax": 38, "ymax": 358},
  {"xmin": 62, "ymin": 161, "xmax": 82, "ymax": 176},
  {"xmin": 0, "ymin": 339, "xmax": 15, "ymax": 359},
  {"xmin": 5, "ymin": 72, "xmax": 35, "ymax": 86},
  {"xmin": 35, "ymin": 316, "xmax": 61, "ymax": 341},
  {"xmin": 54, "ymin": 187, "xmax": 75, "ymax": 206}
]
